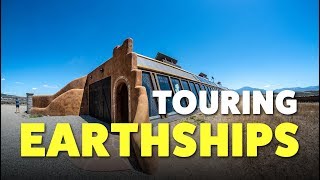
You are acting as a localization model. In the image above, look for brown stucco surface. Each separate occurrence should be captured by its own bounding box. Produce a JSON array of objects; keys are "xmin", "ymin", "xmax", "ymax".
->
[
  {"xmin": 84, "ymin": 38, "xmax": 139, "ymax": 123},
  {"xmin": 31, "ymin": 89, "xmax": 84, "ymax": 116},
  {"xmin": 30, "ymin": 38, "xmax": 157, "ymax": 174},
  {"xmin": 83, "ymin": 39, "xmax": 156, "ymax": 173},
  {"xmin": 32, "ymin": 76, "xmax": 87, "ymax": 108}
]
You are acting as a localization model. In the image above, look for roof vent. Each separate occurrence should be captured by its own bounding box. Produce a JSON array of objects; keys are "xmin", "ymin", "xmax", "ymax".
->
[
  {"xmin": 155, "ymin": 52, "xmax": 181, "ymax": 68},
  {"xmin": 199, "ymin": 72, "xmax": 208, "ymax": 79}
]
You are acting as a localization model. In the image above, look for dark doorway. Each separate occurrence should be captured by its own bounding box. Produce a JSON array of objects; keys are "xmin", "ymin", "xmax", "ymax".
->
[
  {"xmin": 115, "ymin": 83, "xmax": 129, "ymax": 123},
  {"xmin": 89, "ymin": 77, "xmax": 111, "ymax": 123}
]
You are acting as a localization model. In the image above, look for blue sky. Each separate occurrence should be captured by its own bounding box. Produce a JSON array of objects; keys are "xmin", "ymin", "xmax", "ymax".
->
[{"xmin": 1, "ymin": 0, "xmax": 319, "ymax": 96}]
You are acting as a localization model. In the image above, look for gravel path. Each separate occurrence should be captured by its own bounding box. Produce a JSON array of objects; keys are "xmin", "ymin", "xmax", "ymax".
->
[
  {"xmin": 1, "ymin": 104, "xmax": 319, "ymax": 179},
  {"xmin": 1, "ymin": 105, "xmax": 147, "ymax": 179}
]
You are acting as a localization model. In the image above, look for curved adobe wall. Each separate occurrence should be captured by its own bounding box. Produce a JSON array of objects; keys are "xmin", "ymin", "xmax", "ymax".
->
[
  {"xmin": 32, "ymin": 76, "xmax": 87, "ymax": 108},
  {"xmin": 31, "ymin": 89, "xmax": 84, "ymax": 116}
]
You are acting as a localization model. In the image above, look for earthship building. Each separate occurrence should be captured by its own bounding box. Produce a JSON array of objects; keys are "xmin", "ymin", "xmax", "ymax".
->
[{"xmin": 29, "ymin": 38, "xmax": 227, "ymax": 173}]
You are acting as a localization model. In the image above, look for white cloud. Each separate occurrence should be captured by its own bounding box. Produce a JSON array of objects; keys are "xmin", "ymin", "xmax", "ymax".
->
[
  {"xmin": 32, "ymin": 88, "xmax": 37, "ymax": 90},
  {"xmin": 1, "ymin": 78, "xmax": 5, "ymax": 81},
  {"xmin": 15, "ymin": 82, "xmax": 24, "ymax": 84},
  {"xmin": 264, "ymin": 84, "xmax": 271, "ymax": 88},
  {"xmin": 43, "ymin": 84, "xmax": 58, "ymax": 89}
]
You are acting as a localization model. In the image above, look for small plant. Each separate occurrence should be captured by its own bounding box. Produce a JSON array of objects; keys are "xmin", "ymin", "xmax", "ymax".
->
[
  {"xmin": 180, "ymin": 119, "xmax": 190, "ymax": 123},
  {"xmin": 194, "ymin": 118, "xmax": 206, "ymax": 125}
]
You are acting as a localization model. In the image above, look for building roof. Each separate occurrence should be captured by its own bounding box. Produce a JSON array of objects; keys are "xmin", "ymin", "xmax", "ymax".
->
[
  {"xmin": 154, "ymin": 52, "xmax": 181, "ymax": 68},
  {"xmin": 136, "ymin": 53, "xmax": 225, "ymax": 89},
  {"xmin": 199, "ymin": 72, "xmax": 208, "ymax": 78}
]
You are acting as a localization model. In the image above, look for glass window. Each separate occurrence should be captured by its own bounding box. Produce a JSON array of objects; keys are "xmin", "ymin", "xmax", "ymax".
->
[
  {"xmin": 171, "ymin": 78, "xmax": 187, "ymax": 107},
  {"xmin": 181, "ymin": 80, "xmax": 190, "ymax": 91},
  {"xmin": 201, "ymin": 84, "xmax": 205, "ymax": 90},
  {"xmin": 204, "ymin": 85, "xmax": 211, "ymax": 104},
  {"xmin": 189, "ymin": 82, "xmax": 199, "ymax": 106},
  {"xmin": 142, "ymin": 72, "xmax": 159, "ymax": 117},
  {"xmin": 195, "ymin": 83, "xmax": 201, "ymax": 95},
  {"xmin": 189, "ymin": 82, "xmax": 198, "ymax": 98},
  {"xmin": 157, "ymin": 75, "xmax": 174, "ymax": 113}
]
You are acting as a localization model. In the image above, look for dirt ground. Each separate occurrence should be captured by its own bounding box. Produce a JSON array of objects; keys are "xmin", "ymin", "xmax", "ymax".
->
[
  {"xmin": 158, "ymin": 102, "xmax": 319, "ymax": 179},
  {"xmin": 1, "ymin": 103, "xmax": 319, "ymax": 179}
]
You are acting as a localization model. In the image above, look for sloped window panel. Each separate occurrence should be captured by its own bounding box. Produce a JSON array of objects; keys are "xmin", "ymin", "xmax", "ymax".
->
[
  {"xmin": 195, "ymin": 84, "xmax": 201, "ymax": 95},
  {"xmin": 198, "ymin": 76, "xmax": 207, "ymax": 83},
  {"xmin": 189, "ymin": 82, "xmax": 199, "ymax": 106},
  {"xmin": 142, "ymin": 72, "xmax": 159, "ymax": 117},
  {"xmin": 195, "ymin": 83, "xmax": 202, "ymax": 107},
  {"xmin": 157, "ymin": 75, "xmax": 174, "ymax": 113},
  {"xmin": 137, "ymin": 56, "xmax": 199, "ymax": 81},
  {"xmin": 198, "ymin": 76, "xmax": 212, "ymax": 86},
  {"xmin": 189, "ymin": 82, "xmax": 198, "ymax": 98},
  {"xmin": 204, "ymin": 85, "xmax": 211, "ymax": 104},
  {"xmin": 201, "ymin": 84, "xmax": 205, "ymax": 90},
  {"xmin": 171, "ymin": 78, "xmax": 187, "ymax": 107},
  {"xmin": 181, "ymin": 80, "xmax": 190, "ymax": 91}
]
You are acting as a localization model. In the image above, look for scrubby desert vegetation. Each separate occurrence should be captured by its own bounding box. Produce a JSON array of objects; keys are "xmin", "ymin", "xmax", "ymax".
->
[{"xmin": 157, "ymin": 102, "xmax": 319, "ymax": 179}]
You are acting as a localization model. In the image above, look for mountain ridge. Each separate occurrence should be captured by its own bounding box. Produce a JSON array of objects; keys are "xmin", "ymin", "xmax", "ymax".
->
[{"xmin": 235, "ymin": 85, "xmax": 319, "ymax": 95}]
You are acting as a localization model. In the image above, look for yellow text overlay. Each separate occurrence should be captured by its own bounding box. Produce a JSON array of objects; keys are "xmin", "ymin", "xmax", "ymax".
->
[{"xmin": 21, "ymin": 122, "xmax": 299, "ymax": 158}]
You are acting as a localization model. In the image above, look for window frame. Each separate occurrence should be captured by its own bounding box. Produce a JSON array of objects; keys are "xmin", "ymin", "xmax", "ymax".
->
[
  {"xmin": 170, "ymin": 77, "xmax": 188, "ymax": 108},
  {"xmin": 141, "ymin": 70, "xmax": 218, "ymax": 119},
  {"xmin": 141, "ymin": 71, "xmax": 161, "ymax": 120},
  {"xmin": 154, "ymin": 73, "xmax": 177, "ymax": 116}
]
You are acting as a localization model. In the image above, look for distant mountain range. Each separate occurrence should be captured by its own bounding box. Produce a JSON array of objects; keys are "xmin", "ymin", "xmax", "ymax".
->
[
  {"xmin": 235, "ymin": 86, "xmax": 266, "ymax": 94},
  {"xmin": 235, "ymin": 86, "xmax": 319, "ymax": 95},
  {"xmin": 1, "ymin": 93, "xmax": 27, "ymax": 104},
  {"xmin": 273, "ymin": 86, "xmax": 319, "ymax": 93},
  {"xmin": 1, "ymin": 93, "xmax": 23, "ymax": 98}
]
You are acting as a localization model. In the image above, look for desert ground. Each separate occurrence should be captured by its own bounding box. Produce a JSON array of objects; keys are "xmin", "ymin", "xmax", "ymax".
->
[{"xmin": 1, "ymin": 103, "xmax": 319, "ymax": 179}]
